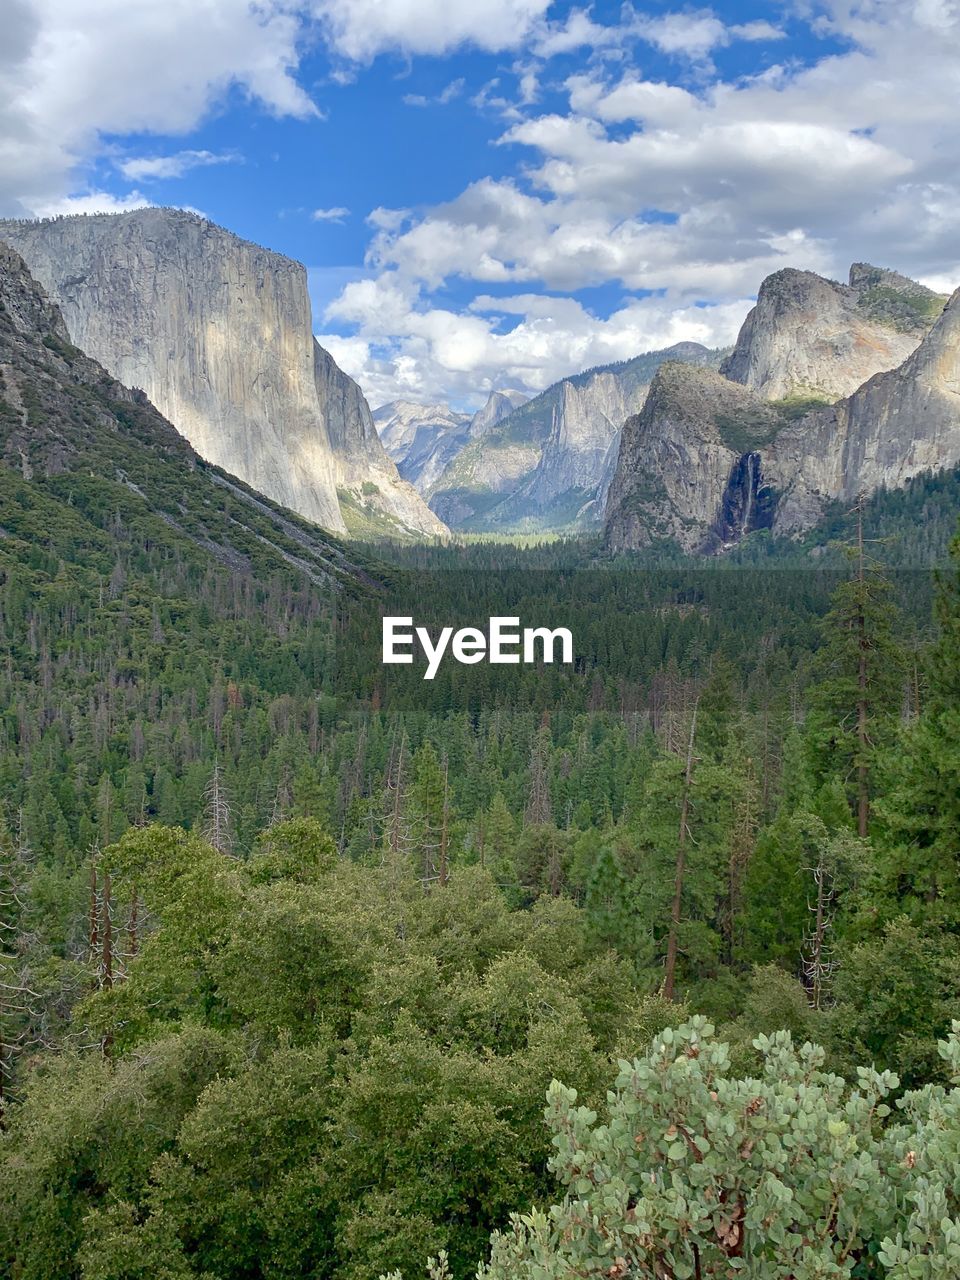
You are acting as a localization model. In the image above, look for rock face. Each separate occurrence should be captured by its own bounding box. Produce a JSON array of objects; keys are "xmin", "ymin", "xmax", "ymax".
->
[
  {"xmin": 430, "ymin": 343, "xmax": 720, "ymax": 531},
  {"xmin": 374, "ymin": 400, "xmax": 472, "ymax": 493},
  {"xmin": 0, "ymin": 242, "xmax": 369, "ymax": 588},
  {"xmin": 0, "ymin": 208, "xmax": 446, "ymax": 539},
  {"xmin": 605, "ymin": 364, "xmax": 781, "ymax": 553},
  {"xmin": 720, "ymin": 264, "xmax": 946, "ymax": 403},
  {"xmin": 767, "ymin": 286, "xmax": 960, "ymax": 531},
  {"xmin": 605, "ymin": 280, "xmax": 960, "ymax": 553},
  {"xmin": 374, "ymin": 391, "xmax": 530, "ymax": 499},
  {"xmin": 467, "ymin": 389, "xmax": 529, "ymax": 440}
]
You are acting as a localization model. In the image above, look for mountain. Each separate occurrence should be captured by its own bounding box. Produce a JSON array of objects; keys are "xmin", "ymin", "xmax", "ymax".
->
[
  {"xmin": 428, "ymin": 343, "xmax": 721, "ymax": 532},
  {"xmin": 720, "ymin": 263, "xmax": 947, "ymax": 402},
  {"xmin": 373, "ymin": 400, "xmax": 471, "ymax": 493},
  {"xmin": 466, "ymin": 388, "xmax": 530, "ymax": 440},
  {"xmin": 0, "ymin": 208, "xmax": 446, "ymax": 541},
  {"xmin": 605, "ymin": 267, "xmax": 960, "ymax": 554},
  {"xmin": 767, "ymin": 286, "xmax": 960, "ymax": 532},
  {"xmin": 374, "ymin": 390, "xmax": 530, "ymax": 498},
  {"xmin": 0, "ymin": 240, "xmax": 370, "ymax": 590}
]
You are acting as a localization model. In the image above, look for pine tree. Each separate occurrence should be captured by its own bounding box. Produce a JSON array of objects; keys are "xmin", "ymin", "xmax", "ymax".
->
[
  {"xmin": 879, "ymin": 523, "xmax": 960, "ymax": 916},
  {"xmin": 0, "ymin": 832, "xmax": 40, "ymax": 1123},
  {"xmin": 524, "ymin": 726, "xmax": 553, "ymax": 827},
  {"xmin": 410, "ymin": 741, "xmax": 446, "ymax": 887},
  {"xmin": 806, "ymin": 496, "xmax": 904, "ymax": 837}
]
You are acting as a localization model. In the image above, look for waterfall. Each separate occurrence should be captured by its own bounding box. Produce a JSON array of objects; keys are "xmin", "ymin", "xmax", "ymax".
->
[
  {"xmin": 740, "ymin": 451, "xmax": 759, "ymax": 536},
  {"xmin": 703, "ymin": 450, "xmax": 775, "ymax": 553}
]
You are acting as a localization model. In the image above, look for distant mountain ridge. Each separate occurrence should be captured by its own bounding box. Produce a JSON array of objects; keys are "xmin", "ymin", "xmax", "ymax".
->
[
  {"xmin": 373, "ymin": 390, "xmax": 528, "ymax": 496},
  {"xmin": 428, "ymin": 342, "xmax": 723, "ymax": 532}
]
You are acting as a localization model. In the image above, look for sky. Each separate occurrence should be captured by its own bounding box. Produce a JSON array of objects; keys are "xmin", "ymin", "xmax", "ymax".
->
[{"xmin": 2, "ymin": 1, "xmax": 960, "ymax": 411}]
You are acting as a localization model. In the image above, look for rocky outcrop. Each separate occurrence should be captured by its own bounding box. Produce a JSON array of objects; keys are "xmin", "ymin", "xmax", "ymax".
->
[
  {"xmin": 430, "ymin": 343, "xmax": 719, "ymax": 531},
  {"xmin": 467, "ymin": 389, "xmax": 529, "ymax": 440},
  {"xmin": 605, "ymin": 364, "xmax": 781, "ymax": 553},
  {"xmin": 0, "ymin": 208, "xmax": 446, "ymax": 539},
  {"xmin": 767, "ymin": 286, "xmax": 960, "ymax": 531},
  {"xmin": 374, "ymin": 400, "xmax": 471, "ymax": 493},
  {"xmin": 720, "ymin": 264, "xmax": 946, "ymax": 403},
  {"xmin": 0, "ymin": 243, "xmax": 369, "ymax": 588},
  {"xmin": 605, "ymin": 285, "xmax": 960, "ymax": 553}
]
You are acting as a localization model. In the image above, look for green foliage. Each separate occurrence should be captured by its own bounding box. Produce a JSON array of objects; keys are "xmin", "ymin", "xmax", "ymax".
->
[{"xmin": 466, "ymin": 1019, "xmax": 960, "ymax": 1280}]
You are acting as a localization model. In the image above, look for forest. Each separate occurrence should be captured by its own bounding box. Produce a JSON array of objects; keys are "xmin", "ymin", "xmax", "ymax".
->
[{"xmin": 2, "ymin": 455, "xmax": 960, "ymax": 1277}]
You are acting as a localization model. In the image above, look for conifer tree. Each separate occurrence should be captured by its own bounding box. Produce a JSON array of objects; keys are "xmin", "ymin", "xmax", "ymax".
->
[
  {"xmin": 806, "ymin": 495, "xmax": 904, "ymax": 837},
  {"xmin": 880, "ymin": 522, "xmax": 960, "ymax": 916},
  {"xmin": 524, "ymin": 727, "xmax": 553, "ymax": 827}
]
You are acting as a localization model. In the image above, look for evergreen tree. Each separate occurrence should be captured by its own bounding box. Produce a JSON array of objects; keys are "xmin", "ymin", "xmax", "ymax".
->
[{"xmin": 806, "ymin": 498, "xmax": 904, "ymax": 837}]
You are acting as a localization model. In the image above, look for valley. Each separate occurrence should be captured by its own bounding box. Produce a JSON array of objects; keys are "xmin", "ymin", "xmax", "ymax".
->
[{"xmin": 2, "ymin": 216, "xmax": 960, "ymax": 1279}]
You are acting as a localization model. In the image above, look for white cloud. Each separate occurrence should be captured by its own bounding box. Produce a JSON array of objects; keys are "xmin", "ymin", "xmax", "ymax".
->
[
  {"xmin": 918, "ymin": 269, "xmax": 960, "ymax": 295},
  {"xmin": 118, "ymin": 149, "xmax": 239, "ymax": 181},
  {"xmin": 1, "ymin": 0, "xmax": 318, "ymax": 216},
  {"xmin": 730, "ymin": 20, "xmax": 785, "ymax": 43},
  {"xmin": 29, "ymin": 189, "xmax": 153, "ymax": 217},
  {"xmin": 321, "ymin": 1, "xmax": 960, "ymax": 402},
  {"xmin": 312, "ymin": 206, "xmax": 351, "ymax": 222},
  {"xmin": 320, "ymin": 271, "xmax": 751, "ymax": 405},
  {"xmin": 403, "ymin": 77, "xmax": 466, "ymax": 107},
  {"xmin": 529, "ymin": 6, "xmax": 784, "ymax": 61},
  {"xmin": 531, "ymin": 9, "xmax": 626, "ymax": 57},
  {"xmin": 636, "ymin": 11, "xmax": 729, "ymax": 60},
  {"xmin": 312, "ymin": 0, "xmax": 552, "ymax": 62},
  {"xmin": 364, "ymin": 1, "xmax": 960, "ymax": 300}
]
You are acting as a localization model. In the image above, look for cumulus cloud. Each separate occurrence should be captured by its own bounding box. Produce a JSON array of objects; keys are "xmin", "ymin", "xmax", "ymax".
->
[
  {"xmin": 29, "ymin": 190, "xmax": 154, "ymax": 218},
  {"xmin": 633, "ymin": 11, "xmax": 785, "ymax": 61},
  {"xmin": 319, "ymin": 271, "xmax": 751, "ymax": 407},
  {"xmin": 311, "ymin": 0, "xmax": 552, "ymax": 62},
  {"xmin": 0, "ymin": 0, "xmax": 319, "ymax": 216},
  {"xmin": 323, "ymin": 1, "xmax": 960, "ymax": 402}
]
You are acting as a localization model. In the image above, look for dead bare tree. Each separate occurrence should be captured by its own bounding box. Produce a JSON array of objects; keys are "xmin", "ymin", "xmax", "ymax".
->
[
  {"xmin": 801, "ymin": 856, "xmax": 837, "ymax": 1012},
  {"xmin": 201, "ymin": 759, "xmax": 235, "ymax": 856}
]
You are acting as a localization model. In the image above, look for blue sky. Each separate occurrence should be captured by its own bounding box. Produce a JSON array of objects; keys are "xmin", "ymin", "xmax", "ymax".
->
[{"xmin": 3, "ymin": 1, "xmax": 960, "ymax": 408}]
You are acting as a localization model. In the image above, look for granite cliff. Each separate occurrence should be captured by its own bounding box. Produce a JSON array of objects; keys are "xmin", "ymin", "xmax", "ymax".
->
[
  {"xmin": 429, "ymin": 343, "xmax": 720, "ymax": 531},
  {"xmin": 767, "ymin": 286, "xmax": 960, "ymax": 532},
  {"xmin": 0, "ymin": 242, "xmax": 369, "ymax": 587},
  {"xmin": 0, "ymin": 208, "xmax": 446, "ymax": 539},
  {"xmin": 605, "ymin": 269, "xmax": 960, "ymax": 555},
  {"xmin": 604, "ymin": 363, "xmax": 781, "ymax": 553},
  {"xmin": 720, "ymin": 263, "xmax": 947, "ymax": 403}
]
